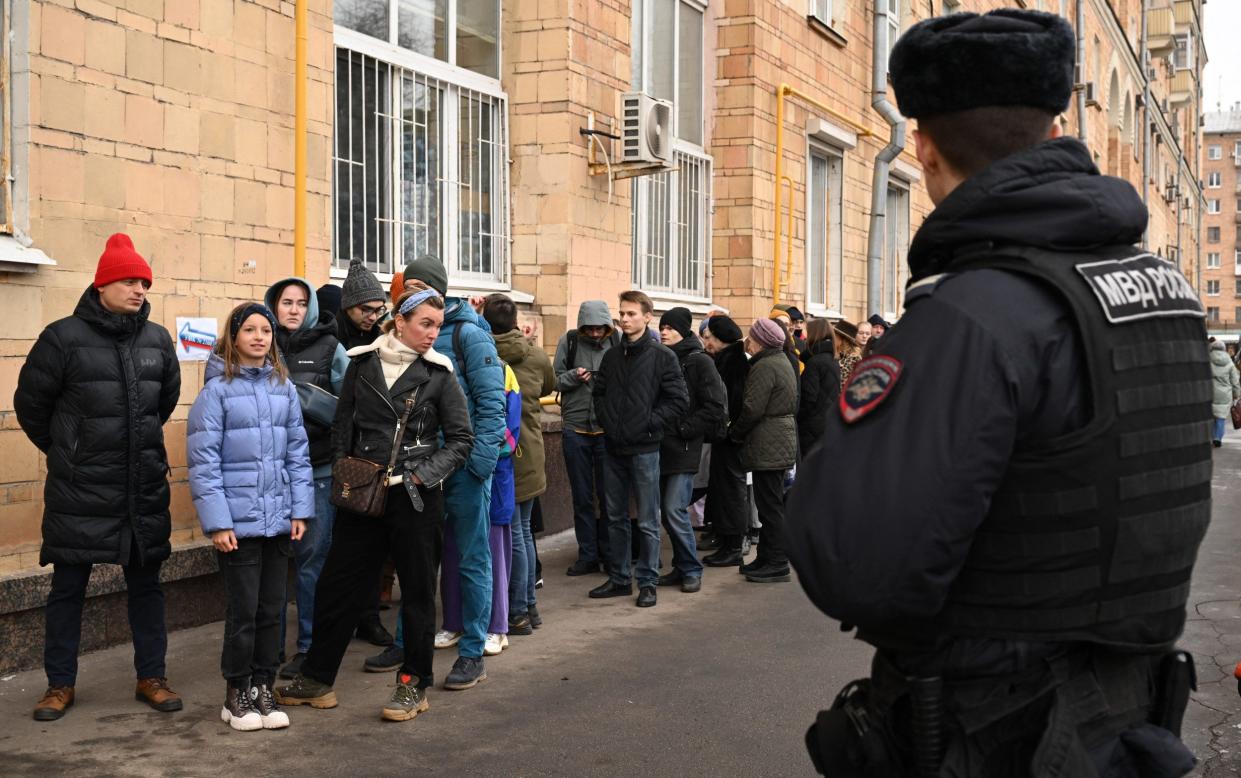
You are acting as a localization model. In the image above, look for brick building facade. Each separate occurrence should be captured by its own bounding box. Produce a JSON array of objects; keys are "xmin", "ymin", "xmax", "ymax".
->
[
  {"xmin": 1200, "ymin": 106, "xmax": 1241, "ymax": 337},
  {"xmin": 0, "ymin": 0, "xmax": 1207, "ymax": 668}
]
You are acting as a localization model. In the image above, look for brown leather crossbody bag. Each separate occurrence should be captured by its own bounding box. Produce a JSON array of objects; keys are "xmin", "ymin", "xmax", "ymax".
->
[{"xmin": 330, "ymin": 397, "xmax": 415, "ymax": 518}]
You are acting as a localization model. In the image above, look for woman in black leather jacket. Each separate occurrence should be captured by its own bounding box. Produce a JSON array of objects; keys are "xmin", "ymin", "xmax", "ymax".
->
[{"xmin": 277, "ymin": 289, "xmax": 473, "ymax": 722}]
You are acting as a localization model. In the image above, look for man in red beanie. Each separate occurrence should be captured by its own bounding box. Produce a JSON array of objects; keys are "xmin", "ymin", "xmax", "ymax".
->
[{"xmin": 15, "ymin": 232, "xmax": 185, "ymax": 721}]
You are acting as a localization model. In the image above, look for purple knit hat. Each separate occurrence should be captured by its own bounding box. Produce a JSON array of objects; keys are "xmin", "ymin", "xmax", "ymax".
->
[{"xmin": 749, "ymin": 317, "xmax": 785, "ymax": 349}]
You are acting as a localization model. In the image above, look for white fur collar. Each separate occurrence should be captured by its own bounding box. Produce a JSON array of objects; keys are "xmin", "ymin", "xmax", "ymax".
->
[{"xmin": 346, "ymin": 335, "xmax": 454, "ymax": 373}]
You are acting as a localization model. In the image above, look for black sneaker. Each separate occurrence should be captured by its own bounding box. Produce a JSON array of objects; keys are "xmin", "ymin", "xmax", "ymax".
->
[
  {"xmin": 444, "ymin": 657, "xmax": 487, "ymax": 691},
  {"xmin": 356, "ymin": 619, "xmax": 394, "ymax": 646},
  {"xmin": 566, "ymin": 560, "xmax": 601, "ymax": 576},
  {"xmin": 508, "ymin": 612, "xmax": 533, "ymax": 636},
  {"xmin": 527, "ymin": 603, "xmax": 543, "ymax": 628},
  {"xmin": 382, "ymin": 673, "xmax": 429, "ymax": 721},
  {"xmin": 744, "ymin": 563, "xmax": 791, "ymax": 583},
  {"xmin": 250, "ymin": 683, "xmax": 289, "ymax": 729},
  {"xmin": 278, "ymin": 652, "xmax": 306, "ymax": 680},
  {"xmin": 656, "ymin": 570, "xmax": 684, "ymax": 587},
  {"xmin": 274, "ymin": 674, "xmax": 338, "ymax": 709},
  {"xmin": 740, "ymin": 557, "xmax": 765, "ymax": 575},
  {"xmin": 364, "ymin": 644, "xmax": 404, "ymax": 673},
  {"xmin": 697, "ymin": 533, "xmax": 722, "ymax": 550},
  {"xmin": 703, "ymin": 549, "xmax": 744, "ymax": 567},
  {"xmin": 588, "ymin": 581, "xmax": 632, "ymax": 599}
]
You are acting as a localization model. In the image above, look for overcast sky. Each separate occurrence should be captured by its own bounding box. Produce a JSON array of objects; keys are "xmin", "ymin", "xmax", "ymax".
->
[{"xmin": 1203, "ymin": 1, "xmax": 1241, "ymax": 112}]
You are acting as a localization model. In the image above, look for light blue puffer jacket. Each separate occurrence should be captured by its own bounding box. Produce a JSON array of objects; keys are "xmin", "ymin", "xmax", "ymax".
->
[{"xmin": 187, "ymin": 354, "xmax": 315, "ymax": 538}]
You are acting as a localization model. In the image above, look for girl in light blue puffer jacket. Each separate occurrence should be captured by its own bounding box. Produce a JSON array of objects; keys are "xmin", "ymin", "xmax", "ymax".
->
[{"xmin": 187, "ymin": 303, "xmax": 314, "ymax": 733}]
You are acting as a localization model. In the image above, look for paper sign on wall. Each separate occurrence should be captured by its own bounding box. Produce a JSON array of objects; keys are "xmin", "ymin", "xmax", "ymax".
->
[{"xmin": 176, "ymin": 317, "xmax": 217, "ymax": 361}]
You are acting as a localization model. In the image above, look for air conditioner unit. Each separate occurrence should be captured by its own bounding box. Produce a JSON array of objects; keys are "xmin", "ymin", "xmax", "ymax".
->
[
  {"xmin": 1083, "ymin": 82, "xmax": 1099, "ymax": 106},
  {"xmin": 1163, "ymin": 185, "xmax": 1177, "ymax": 203},
  {"xmin": 621, "ymin": 92, "xmax": 673, "ymax": 164}
]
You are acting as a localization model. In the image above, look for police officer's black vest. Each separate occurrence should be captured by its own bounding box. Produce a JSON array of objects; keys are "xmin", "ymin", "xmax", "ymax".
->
[
  {"xmin": 938, "ymin": 244, "xmax": 1212, "ymax": 651},
  {"xmin": 279, "ymin": 327, "xmax": 338, "ymax": 468}
]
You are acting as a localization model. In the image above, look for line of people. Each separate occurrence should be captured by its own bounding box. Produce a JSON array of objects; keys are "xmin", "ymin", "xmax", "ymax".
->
[{"xmin": 14, "ymin": 232, "xmax": 888, "ymax": 729}]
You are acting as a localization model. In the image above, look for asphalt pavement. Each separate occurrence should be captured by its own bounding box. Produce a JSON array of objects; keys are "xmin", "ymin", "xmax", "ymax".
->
[
  {"xmin": 7, "ymin": 439, "xmax": 1241, "ymax": 777},
  {"xmin": 0, "ymin": 528, "xmax": 869, "ymax": 777}
]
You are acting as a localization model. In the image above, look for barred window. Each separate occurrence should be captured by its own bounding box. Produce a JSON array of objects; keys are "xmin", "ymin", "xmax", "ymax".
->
[
  {"xmin": 333, "ymin": 2, "xmax": 508, "ymax": 285},
  {"xmin": 632, "ymin": 149, "xmax": 712, "ymax": 296}
]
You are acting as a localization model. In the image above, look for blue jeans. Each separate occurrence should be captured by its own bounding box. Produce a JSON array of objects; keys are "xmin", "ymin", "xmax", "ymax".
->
[
  {"xmin": 509, "ymin": 500, "xmax": 537, "ymax": 616},
  {"xmin": 1214, "ymin": 417, "xmax": 1227, "ymax": 442},
  {"xmin": 660, "ymin": 473, "xmax": 703, "ymax": 578},
  {"xmin": 603, "ymin": 449, "xmax": 661, "ymax": 589},
  {"xmin": 563, "ymin": 429, "xmax": 611, "ymax": 565},
  {"xmin": 279, "ymin": 476, "xmax": 336, "ymax": 655}
]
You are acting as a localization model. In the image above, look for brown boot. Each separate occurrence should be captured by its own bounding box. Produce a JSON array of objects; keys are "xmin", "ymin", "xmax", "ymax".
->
[
  {"xmin": 135, "ymin": 677, "xmax": 183, "ymax": 712},
  {"xmin": 33, "ymin": 686, "xmax": 74, "ymax": 721}
]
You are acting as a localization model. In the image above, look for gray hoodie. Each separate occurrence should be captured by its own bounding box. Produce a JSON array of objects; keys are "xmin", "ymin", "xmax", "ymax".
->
[{"xmin": 553, "ymin": 300, "xmax": 616, "ymax": 432}]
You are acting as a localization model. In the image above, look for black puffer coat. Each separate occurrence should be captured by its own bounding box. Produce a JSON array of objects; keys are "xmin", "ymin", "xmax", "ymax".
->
[
  {"xmin": 660, "ymin": 335, "xmax": 727, "ymax": 474},
  {"xmin": 15, "ymin": 287, "xmax": 181, "ymax": 566},
  {"xmin": 797, "ymin": 341, "xmax": 841, "ymax": 456}
]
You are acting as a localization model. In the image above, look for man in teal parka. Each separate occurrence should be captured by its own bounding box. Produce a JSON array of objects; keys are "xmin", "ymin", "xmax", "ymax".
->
[{"xmin": 395, "ymin": 255, "xmax": 506, "ymax": 690}]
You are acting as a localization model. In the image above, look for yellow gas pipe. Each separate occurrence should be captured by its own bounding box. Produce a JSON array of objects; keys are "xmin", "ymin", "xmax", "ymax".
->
[{"xmin": 293, "ymin": 0, "xmax": 308, "ymax": 277}]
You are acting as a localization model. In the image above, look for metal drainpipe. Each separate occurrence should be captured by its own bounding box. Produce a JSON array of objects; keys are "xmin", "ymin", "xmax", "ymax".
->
[
  {"xmin": 1076, "ymin": 0, "xmax": 1087, "ymax": 142},
  {"xmin": 866, "ymin": 1, "xmax": 905, "ymax": 319},
  {"xmin": 1140, "ymin": 0, "xmax": 1151, "ymax": 250},
  {"xmin": 1175, "ymin": 165, "xmax": 1182, "ymax": 270},
  {"xmin": 293, "ymin": 0, "xmax": 308, "ymax": 277}
]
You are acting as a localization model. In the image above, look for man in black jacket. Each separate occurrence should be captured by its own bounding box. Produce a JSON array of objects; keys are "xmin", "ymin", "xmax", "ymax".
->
[
  {"xmin": 656, "ymin": 308, "xmax": 726, "ymax": 594},
  {"xmin": 787, "ymin": 10, "xmax": 1203, "ymax": 777},
  {"xmin": 15, "ymin": 234, "xmax": 184, "ymax": 721},
  {"xmin": 588, "ymin": 291, "xmax": 689, "ymax": 608}
]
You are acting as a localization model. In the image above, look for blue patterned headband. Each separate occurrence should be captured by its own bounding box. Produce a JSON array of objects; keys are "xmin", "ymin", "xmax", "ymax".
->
[{"xmin": 398, "ymin": 288, "xmax": 441, "ymax": 316}]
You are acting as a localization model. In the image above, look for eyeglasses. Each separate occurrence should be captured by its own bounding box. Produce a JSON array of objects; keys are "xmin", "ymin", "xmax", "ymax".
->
[{"xmin": 359, "ymin": 304, "xmax": 388, "ymax": 319}]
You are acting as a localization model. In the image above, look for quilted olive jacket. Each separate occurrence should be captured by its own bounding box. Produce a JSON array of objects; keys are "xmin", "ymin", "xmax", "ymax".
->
[{"xmin": 730, "ymin": 346, "xmax": 798, "ymax": 471}]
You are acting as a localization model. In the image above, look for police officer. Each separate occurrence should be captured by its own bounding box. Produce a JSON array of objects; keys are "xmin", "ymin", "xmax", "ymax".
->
[{"xmin": 787, "ymin": 9, "xmax": 1208, "ymax": 777}]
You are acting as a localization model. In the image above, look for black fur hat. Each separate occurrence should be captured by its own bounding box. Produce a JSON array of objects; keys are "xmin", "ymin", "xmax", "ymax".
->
[{"xmin": 890, "ymin": 9, "xmax": 1075, "ymax": 119}]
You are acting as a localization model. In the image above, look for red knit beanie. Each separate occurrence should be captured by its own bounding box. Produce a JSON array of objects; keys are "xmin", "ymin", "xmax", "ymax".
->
[{"xmin": 94, "ymin": 233, "xmax": 152, "ymax": 289}]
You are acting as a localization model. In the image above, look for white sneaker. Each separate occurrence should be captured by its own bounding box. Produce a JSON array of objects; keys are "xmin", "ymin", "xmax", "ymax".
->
[
  {"xmin": 252, "ymin": 685, "xmax": 290, "ymax": 730},
  {"xmin": 484, "ymin": 633, "xmax": 504, "ymax": 656},
  {"xmin": 434, "ymin": 630, "xmax": 463, "ymax": 649},
  {"xmin": 500, "ymin": 634, "xmax": 509, "ymax": 651}
]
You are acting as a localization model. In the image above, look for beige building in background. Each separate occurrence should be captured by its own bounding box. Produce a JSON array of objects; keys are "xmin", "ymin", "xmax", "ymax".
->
[{"xmin": 0, "ymin": 0, "xmax": 1208, "ymax": 664}]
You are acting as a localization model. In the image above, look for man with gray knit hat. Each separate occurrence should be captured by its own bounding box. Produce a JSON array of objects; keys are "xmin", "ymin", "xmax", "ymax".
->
[
  {"xmin": 336, "ymin": 258, "xmax": 389, "ymax": 350},
  {"xmin": 787, "ymin": 9, "xmax": 1204, "ymax": 776}
]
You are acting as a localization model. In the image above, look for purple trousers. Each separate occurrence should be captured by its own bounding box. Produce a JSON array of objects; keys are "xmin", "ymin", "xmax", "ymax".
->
[{"xmin": 442, "ymin": 522, "xmax": 511, "ymax": 634}]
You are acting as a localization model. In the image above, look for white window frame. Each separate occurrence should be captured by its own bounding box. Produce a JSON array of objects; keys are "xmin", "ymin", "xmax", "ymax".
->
[
  {"xmin": 1172, "ymin": 32, "xmax": 1194, "ymax": 71},
  {"xmin": 1207, "ymin": 251, "xmax": 1220, "ymax": 269},
  {"xmin": 882, "ymin": 180, "xmax": 910, "ymax": 320},
  {"xmin": 1208, "ymin": 199, "xmax": 1221, "ymax": 214},
  {"xmin": 1207, "ymin": 279, "xmax": 1220, "ymax": 297},
  {"xmin": 1208, "ymin": 145, "xmax": 1222, "ymax": 160},
  {"xmin": 630, "ymin": 0, "xmax": 711, "ymax": 301},
  {"xmin": 1235, "ymin": 140, "xmax": 1241, "ymax": 160},
  {"xmin": 331, "ymin": 23, "xmax": 511, "ymax": 289},
  {"xmin": 805, "ymin": 141, "xmax": 845, "ymax": 317},
  {"xmin": 809, "ymin": 0, "xmax": 834, "ymax": 27},
  {"xmin": 1235, "ymin": 249, "xmax": 1241, "ymax": 274},
  {"xmin": 1208, "ymin": 171, "xmax": 1222, "ymax": 188},
  {"xmin": 1208, "ymin": 306, "xmax": 1221, "ymax": 323},
  {"xmin": 885, "ymin": 0, "xmax": 902, "ymax": 60}
]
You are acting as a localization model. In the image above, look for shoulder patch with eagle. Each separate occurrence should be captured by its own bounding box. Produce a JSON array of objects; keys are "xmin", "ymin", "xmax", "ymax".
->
[{"xmin": 839, "ymin": 355, "xmax": 903, "ymax": 423}]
